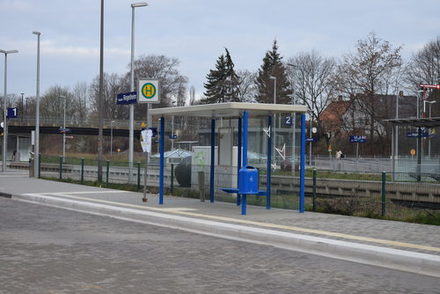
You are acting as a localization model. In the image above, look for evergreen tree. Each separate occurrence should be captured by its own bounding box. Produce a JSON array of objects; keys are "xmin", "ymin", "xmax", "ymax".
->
[
  {"xmin": 255, "ymin": 40, "xmax": 292, "ymax": 104},
  {"xmin": 203, "ymin": 48, "xmax": 240, "ymax": 104}
]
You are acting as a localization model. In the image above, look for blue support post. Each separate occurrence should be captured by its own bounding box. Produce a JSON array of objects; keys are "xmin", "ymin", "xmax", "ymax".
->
[
  {"xmin": 299, "ymin": 113, "xmax": 306, "ymax": 213},
  {"xmin": 242, "ymin": 112, "xmax": 248, "ymax": 166},
  {"xmin": 241, "ymin": 111, "xmax": 249, "ymax": 215},
  {"xmin": 266, "ymin": 115, "xmax": 272, "ymax": 210},
  {"xmin": 237, "ymin": 117, "xmax": 242, "ymax": 206},
  {"xmin": 210, "ymin": 119, "xmax": 216, "ymax": 203},
  {"xmin": 159, "ymin": 116, "xmax": 165, "ymax": 205},
  {"xmin": 242, "ymin": 193, "xmax": 247, "ymax": 215}
]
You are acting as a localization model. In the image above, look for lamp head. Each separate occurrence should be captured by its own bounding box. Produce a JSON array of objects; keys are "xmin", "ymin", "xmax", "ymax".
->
[
  {"xmin": 0, "ymin": 49, "xmax": 18, "ymax": 54},
  {"xmin": 32, "ymin": 31, "xmax": 41, "ymax": 36},
  {"xmin": 269, "ymin": 76, "xmax": 276, "ymax": 80},
  {"xmin": 131, "ymin": 2, "xmax": 148, "ymax": 8}
]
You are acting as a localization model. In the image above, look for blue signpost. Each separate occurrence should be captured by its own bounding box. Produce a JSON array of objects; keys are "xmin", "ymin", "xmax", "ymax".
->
[
  {"xmin": 350, "ymin": 135, "xmax": 367, "ymax": 157},
  {"xmin": 116, "ymin": 91, "xmax": 137, "ymax": 105}
]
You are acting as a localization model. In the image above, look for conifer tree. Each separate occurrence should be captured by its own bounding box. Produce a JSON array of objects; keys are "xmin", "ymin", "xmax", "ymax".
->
[
  {"xmin": 255, "ymin": 40, "xmax": 292, "ymax": 104},
  {"xmin": 203, "ymin": 48, "xmax": 240, "ymax": 104}
]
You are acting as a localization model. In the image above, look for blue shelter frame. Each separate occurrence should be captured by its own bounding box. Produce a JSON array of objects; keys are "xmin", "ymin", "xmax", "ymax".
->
[{"xmin": 150, "ymin": 102, "xmax": 308, "ymax": 215}]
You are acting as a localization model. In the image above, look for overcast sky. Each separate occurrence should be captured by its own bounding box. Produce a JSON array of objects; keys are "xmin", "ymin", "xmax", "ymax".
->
[{"xmin": 0, "ymin": 0, "xmax": 439, "ymax": 101}]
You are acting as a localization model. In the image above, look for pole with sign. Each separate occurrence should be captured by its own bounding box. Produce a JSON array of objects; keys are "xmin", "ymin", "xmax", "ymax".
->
[
  {"xmin": 141, "ymin": 128, "xmax": 153, "ymax": 202},
  {"xmin": 137, "ymin": 79, "xmax": 160, "ymax": 202},
  {"xmin": 349, "ymin": 135, "xmax": 367, "ymax": 158}
]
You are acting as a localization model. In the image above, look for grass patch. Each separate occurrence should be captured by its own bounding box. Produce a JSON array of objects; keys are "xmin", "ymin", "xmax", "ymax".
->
[
  {"xmin": 308, "ymin": 196, "xmax": 440, "ymax": 226},
  {"xmin": 271, "ymin": 169, "xmax": 390, "ymax": 181},
  {"xmin": 40, "ymin": 154, "xmax": 151, "ymax": 168}
]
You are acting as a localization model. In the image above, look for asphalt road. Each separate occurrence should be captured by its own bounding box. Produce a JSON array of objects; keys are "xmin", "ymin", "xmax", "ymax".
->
[{"xmin": 1, "ymin": 198, "xmax": 439, "ymax": 294}]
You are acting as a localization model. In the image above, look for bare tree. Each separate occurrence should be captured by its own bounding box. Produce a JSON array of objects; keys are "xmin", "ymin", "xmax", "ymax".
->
[
  {"xmin": 406, "ymin": 37, "xmax": 440, "ymax": 108},
  {"xmin": 332, "ymin": 33, "xmax": 402, "ymax": 153},
  {"xmin": 287, "ymin": 51, "xmax": 336, "ymax": 121},
  {"xmin": 286, "ymin": 51, "xmax": 336, "ymax": 149},
  {"xmin": 40, "ymin": 86, "xmax": 72, "ymax": 122},
  {"xmin": 237, "ymin": 69, "xmax": 257, "ymax": 102},
  {"xmin": 127, "ymin": 54, "xmax": 188, "ymax": 110},
  {"xmin": 90, "ymin": 73, "xmax": 127, "ymax": 121},
  {"xmin": 71, "ymin": 82, "xmax": 89, "ymax": 123}
]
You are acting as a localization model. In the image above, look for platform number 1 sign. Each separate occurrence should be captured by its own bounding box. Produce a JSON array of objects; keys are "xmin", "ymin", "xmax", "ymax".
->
[{"xmin": 7, "ymin": 108, "xmax": 17, "ymax": 119}]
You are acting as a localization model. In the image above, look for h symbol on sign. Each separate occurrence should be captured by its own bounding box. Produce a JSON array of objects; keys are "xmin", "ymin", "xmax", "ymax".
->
[{"xmin": 146, "ymin": 86, "xmax": 154, "ymax": 96}]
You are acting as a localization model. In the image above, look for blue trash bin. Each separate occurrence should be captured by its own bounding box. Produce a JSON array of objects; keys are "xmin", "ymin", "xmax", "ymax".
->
[{"xmin": 239, "ymin": 166, "xmax": 259, "ymax": 194}]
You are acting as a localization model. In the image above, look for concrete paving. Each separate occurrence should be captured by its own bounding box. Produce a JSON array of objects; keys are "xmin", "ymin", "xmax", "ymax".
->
[
  {"xmin": 2, "ymin": 169, "xmax": 440, "ymax": 278},
  {"xmin": 3, "ymin": 198, "xmax": 440, "ymax": 294}
]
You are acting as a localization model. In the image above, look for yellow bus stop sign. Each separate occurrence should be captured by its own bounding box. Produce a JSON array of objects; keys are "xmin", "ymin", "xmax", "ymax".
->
[{"xmin": 138, "ymin": 79, "xmax": 159, "ymax": 103}]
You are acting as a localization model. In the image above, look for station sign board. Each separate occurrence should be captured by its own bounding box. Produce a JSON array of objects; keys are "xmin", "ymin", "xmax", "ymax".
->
[
  {"xmin": 349, "ymin": 135, "xmax": 367, "ymax": 143},
  {"xmin": 7, "ymin": 108, "xmax": 17, "ymax": 118},
  {"xmin": 116, "ymin": 91, "xmax": 137, "ymax": 105},
  {"xmin": 406, "ymin": 132, "xmax": 429, "ymax": 138}
]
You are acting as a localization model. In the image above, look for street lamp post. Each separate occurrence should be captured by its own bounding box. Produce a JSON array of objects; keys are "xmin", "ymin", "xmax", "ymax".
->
[
  {"xmin": 1, "ymin": 49, "xmax": 19, "ymax": 172},
  {"xmin": 97, "ymin": 0, "xmax": 104, "ymax": 182},
  {"xmin": 110, "ymin": 120, "xmax": 115, "ymax": 156},
  {"xmin": 129, "ymin": 2, "xmax": 148, "ymax": 180},
  {"xmin": 20, "ymin": 92, "xmax": 24, "ymax": 122},
  {"xmin": 61, "ymin": 96, "xmax": 66, "ymax": 161},
  {"xmin": 32, "ymin": 32, "xmax": 41, "ymax": 175},
  {"xmin": 269, "ymin": 76, "xmax": 276, "ymax": 166},
  {"xmin": 424, "ymin": 100, "xmax": 437, "ymax": 159},
  {"xmin": 25, "ymin": 97, "xmax": 29, "ymax": 118},
  {"xmin": 309, "ymin": 116, "xmax": 313, "ymax": 166},
  {"xmin": 32, "ymin": 31, "xmax": 41, "ymax": 177},
  {"xmin": 395, "ymin": 91, "xmax": 399, "ymax": 159}
]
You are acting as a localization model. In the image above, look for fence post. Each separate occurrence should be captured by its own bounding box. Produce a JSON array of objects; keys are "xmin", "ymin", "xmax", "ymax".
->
[
  {"xmin": 170, "ymin": 164, "xmax": 174, "ymax": 195},
  {"xmin": 381, "ymin": 171, "xmax": 386, "ymax": 217},
  {"xmin": 137, "ymin": 162, "xmax": 141, "ymax": 191},
  {"xmin": 81, "ymin": 158, "xmax": 84, "ymax": 184},
  {"xmin": 59, "ymin": 156, "xmax": 63, "ymax": 180},
  {"xmin": 106, "ymin": 160, "xmax": 110, "ymax": 186},
  {"xmin": 312, "ymin": 168, "xmax": 317, "ymax": 211}
]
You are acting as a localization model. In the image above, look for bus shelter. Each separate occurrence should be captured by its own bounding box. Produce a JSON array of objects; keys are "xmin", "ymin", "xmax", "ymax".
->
[
  {"xmin": 150, "ymin": 102, "xmax": 308, "ymax": 215},
  {"xmin": 387, "ymin": 117, "xmax": 440, "ymax": 181}
]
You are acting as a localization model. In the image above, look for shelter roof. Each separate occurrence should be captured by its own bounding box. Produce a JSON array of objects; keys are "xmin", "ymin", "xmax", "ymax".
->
[
  {"xmin": 149, "ymin": 102, "xmax": 307, "ymax": 119},
  {"xmin": 385, "ymin": 117, "xmax": 440, "ymax": 128}
]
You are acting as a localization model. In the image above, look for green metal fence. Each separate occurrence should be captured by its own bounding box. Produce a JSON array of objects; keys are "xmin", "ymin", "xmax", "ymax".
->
[{"xmin": 36, "ymin": 154, "xmax": 440, "ymax": 224}]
